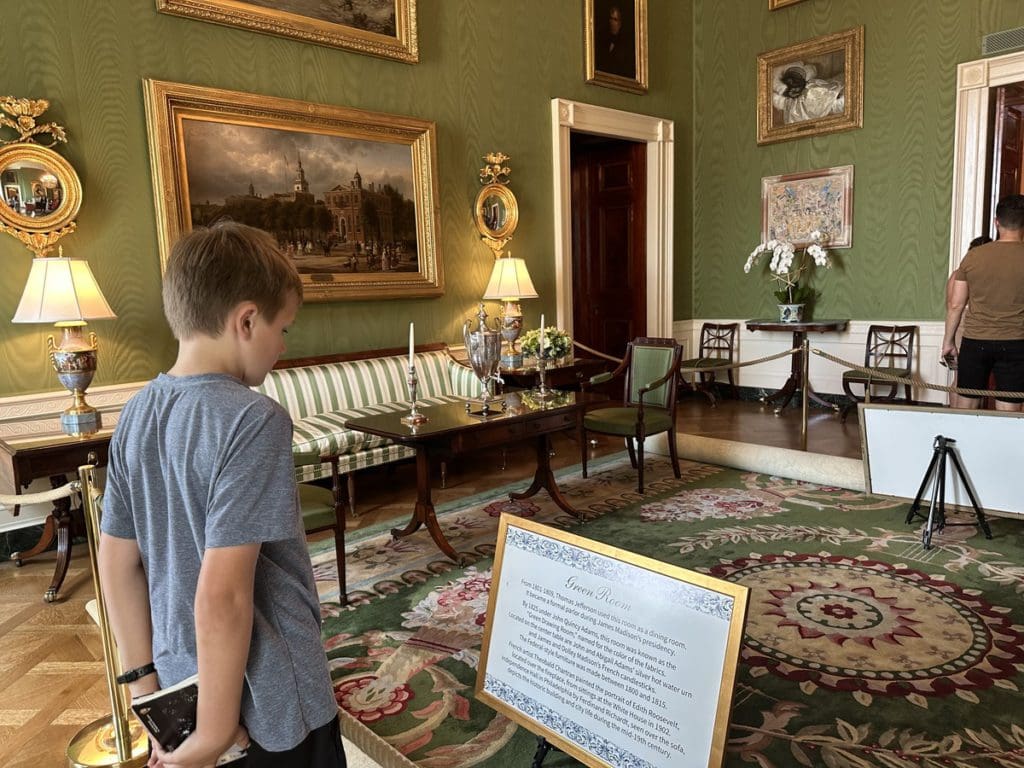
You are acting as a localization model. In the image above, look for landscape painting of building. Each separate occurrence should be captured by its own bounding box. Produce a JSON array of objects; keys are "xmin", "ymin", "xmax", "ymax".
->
[{"xmin": 183, "ymin": 119, "xmax": 418, "ymax": 276}]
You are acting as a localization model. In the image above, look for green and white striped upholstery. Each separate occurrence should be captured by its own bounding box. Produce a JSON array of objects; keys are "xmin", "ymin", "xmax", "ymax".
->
[{"xmin": 257, "ymin": 350, "xmax": 477, "ymax": 482}]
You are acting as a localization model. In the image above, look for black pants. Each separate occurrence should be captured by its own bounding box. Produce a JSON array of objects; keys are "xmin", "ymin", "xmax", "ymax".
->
[
  {"xmin": 957, "ymin": 337, "xmax": 1024, "ymax": 403},
  {"xmin": 240, "ymin": 715, "xmax": 347, "ymax": 767}
]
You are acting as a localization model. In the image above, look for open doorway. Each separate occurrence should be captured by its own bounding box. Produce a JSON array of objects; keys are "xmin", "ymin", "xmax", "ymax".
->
[
  {"xmin": 989, "ymin": 82, "xmax": 1024, "ymax": 234},
  {"xmin": 570, "ymin": 132, "xmax": 647, "ymax": 358},
  {"xmin": 550, "ymin": 98, "xmax": 674, "ymax": 348}
]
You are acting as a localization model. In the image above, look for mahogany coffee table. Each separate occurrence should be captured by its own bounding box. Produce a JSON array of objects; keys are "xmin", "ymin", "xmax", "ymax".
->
[{"xmin": 346, "ymin": 394, "xmax": 584, "ymax": 563}]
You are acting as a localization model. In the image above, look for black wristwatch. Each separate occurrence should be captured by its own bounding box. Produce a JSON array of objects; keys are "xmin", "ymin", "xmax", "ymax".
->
[{"xmin": 115, "ymin": 662, "xmax": 157, "ymax": 685}]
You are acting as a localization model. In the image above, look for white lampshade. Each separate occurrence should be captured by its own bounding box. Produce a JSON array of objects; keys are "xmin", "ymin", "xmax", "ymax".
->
[
  {"xmin": 482, "ymin": 254, "xmax": 538, "ymax": 301},
  {"xmin": 12, "ymin": 255, "xmax": 117, "ymax": 325}
]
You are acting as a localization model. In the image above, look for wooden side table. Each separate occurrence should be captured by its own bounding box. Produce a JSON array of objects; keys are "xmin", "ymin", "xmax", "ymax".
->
[
  {"xmin": 746, "ymin": 319, "xmax": 849, "ymax": 414},
  {"xmin": 500, "ymin": 357, "xmax": 611, "ymax": 391},
  {"xmin": 0, "ymin": 431, "xmax": 111, "ymax": 602}
]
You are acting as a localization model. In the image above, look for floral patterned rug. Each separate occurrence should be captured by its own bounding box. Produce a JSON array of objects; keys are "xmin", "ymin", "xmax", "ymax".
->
[{"xmin": 312, "ymin": 455, "xmax": 1024, "ymax": 768}]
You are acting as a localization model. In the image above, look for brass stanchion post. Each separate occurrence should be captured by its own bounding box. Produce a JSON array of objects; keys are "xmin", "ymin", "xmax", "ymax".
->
[
  {"xmin": 66, "ymin": 464, "xmax": 149, "ymax": 767},
  {"xmin": 800, "ymin": 340, "xmax": 809, "ymax": 451}
]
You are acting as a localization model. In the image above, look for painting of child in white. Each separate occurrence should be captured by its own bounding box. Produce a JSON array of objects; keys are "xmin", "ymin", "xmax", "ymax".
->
[{"xmin": 771, "ymin": 61, "xmax": 845, "ymax": 125}]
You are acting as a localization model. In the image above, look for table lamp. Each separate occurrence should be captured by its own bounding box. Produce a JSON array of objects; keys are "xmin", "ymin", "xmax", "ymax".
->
[
  {"xmin": 12, "ymin": 248, "xmax": 117, "ymax": 436},
  {"xmin": 482, "ymin": 252, "xmax": 538, "ymax": 368}
]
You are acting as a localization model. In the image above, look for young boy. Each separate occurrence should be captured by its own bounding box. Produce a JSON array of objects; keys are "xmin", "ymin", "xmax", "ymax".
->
[{"xmin": 98, "ymin": 222, "xmax": 345, "ymax": 767}]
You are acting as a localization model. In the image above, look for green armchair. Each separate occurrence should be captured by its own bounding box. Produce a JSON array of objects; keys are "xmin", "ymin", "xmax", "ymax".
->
[
  {"xmin": 579, "ymin": 337, "xmax": 683, "ymax": 493},
  {"xmin": 295, "ymin": 451, "xmax": 347, "ymax": 605}
]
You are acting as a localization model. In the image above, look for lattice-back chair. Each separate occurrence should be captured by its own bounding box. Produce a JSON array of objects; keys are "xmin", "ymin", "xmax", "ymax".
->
[
  {"xmin": 579, "ymin": 337, "xmax": 683, "ymax": 493},
  {"xmin": 679, "ymin": 322, "xmax": 739, "ymax": 406},
  {"xmin": 840, "ymin": 325, "xmax": 917, "ymax": 422}
]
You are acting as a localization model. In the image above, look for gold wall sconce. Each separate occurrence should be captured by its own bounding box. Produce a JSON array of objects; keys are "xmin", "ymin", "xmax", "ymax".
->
[
  {"xmin": 474, "ymin": 152, "xmax": 519, "ymax": 258},
  {"xmin": 0, "ymin": 97, "xmax": 82, "ymax": 257}
]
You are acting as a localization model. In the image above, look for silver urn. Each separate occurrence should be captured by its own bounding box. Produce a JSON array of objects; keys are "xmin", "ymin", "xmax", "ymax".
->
[{"xmin": 463, "ymin": 303, "xmax": 503, "ymax": 415}]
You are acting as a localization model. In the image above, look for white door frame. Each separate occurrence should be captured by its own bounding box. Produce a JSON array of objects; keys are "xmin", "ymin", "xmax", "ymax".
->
[
  {"xmin": 949, "ymin": 49, "xmax": 1024, "ymax": 274},
  {"xmin": 550, "ymin": 98, "xmax": 675, "ymax": 337}
]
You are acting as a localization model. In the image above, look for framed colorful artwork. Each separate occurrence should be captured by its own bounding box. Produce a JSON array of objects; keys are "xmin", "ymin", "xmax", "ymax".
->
[
  {"xmin": 756, "ymin": 26, "xmax": 864, "ymax": 145},
  {"xmin": 584, "ymin": 0, "xmax": 648, "ymax": 94},
  {"xmin": 155, "ymin": 0, "xmax": 418, "ymax": 63},
  {"xmin": 761, "ymin": 164, "xmax": 854, "ymax": 248},
  {"xmin": 144, "ymin": 79, "xmax": 444, "ymax": 301}
]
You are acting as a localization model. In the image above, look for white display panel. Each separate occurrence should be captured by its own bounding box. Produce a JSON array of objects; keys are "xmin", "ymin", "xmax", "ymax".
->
[{"xmin": 861, "ymin": 404, "xmax": 1024, "ymax": 516}]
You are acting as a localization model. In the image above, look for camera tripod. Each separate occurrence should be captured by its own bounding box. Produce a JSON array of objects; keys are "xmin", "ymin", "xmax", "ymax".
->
[{"xmin": 906, "ymin": 435, "xmax": 992, "ymax": 549}]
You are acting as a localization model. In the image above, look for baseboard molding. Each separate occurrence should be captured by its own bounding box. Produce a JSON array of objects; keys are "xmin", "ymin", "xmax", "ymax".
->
[
  {"xmin": 673, "ymin": 318, "xmax": 949, "ymax": 404},
  {"xmin": 649, "ymin": 432, "xmax": 865, "ymax": 492}
]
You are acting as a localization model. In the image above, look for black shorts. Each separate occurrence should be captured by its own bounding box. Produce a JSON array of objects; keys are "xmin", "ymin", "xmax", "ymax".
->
[
  {"xmin": 956, "ymin": 337, "xmax": 1024, "ymax": 403},
  {"xmin": 240, "ymin": 715, "xmax": 347, "ymax": 768}
]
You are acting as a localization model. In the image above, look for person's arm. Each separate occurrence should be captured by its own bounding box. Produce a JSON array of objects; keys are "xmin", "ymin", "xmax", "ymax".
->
[
  {"xmin": 942, "ymin": 277, "xmax": 969, "ymax": 358},
  {"xmin": 97, "ymin": 533, "xmax": 159, "ymax": 699},
  {"xmin": 159, "ymin": 543, "xmax": 259, "ymax": 768}
]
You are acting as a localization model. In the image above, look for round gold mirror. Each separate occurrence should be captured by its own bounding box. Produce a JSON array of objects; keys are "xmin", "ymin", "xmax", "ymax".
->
[
  {"xmin": 474, "ymin": 183, "xmax": 518, "ymax": 242},
  {"xmin": 0, "ymin": 143, "xmax": 82, "ymax": 235}
]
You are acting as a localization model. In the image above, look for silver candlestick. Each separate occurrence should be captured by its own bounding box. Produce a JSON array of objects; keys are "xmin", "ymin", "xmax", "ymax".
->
[
  {"xmin": 534, "ymin": 355, "xmax": 556, "ymax": 399},
  {"xmin": 401, "ymin": 366, "xmax": 428, "ymax": 425}
]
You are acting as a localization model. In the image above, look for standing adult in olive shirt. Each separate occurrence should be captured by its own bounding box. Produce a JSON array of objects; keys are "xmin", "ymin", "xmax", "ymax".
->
[{"xmin": 943, "ymin": 194, "xmax": 1024, "ymax": 411}]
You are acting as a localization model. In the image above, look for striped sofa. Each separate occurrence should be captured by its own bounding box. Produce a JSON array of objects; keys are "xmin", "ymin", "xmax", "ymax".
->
[{"xmin": 256, "ymin": 344, "xmax": 478, "ymax": 512}]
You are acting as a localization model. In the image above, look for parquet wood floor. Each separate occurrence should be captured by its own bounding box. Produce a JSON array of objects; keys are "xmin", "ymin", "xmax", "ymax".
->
[{"xmin": 0, "ymin": 398, "xmax": 860, "ymax": 766}]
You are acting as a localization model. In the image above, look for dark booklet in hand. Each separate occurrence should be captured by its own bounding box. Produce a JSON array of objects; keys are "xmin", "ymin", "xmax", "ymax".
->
[{"xmin": 130, "ymin": 674, "xmax": 246, "ymax": 765}]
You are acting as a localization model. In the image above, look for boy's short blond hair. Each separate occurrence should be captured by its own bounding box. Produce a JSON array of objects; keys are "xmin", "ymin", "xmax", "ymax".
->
[{"xmin": 162, "ymin": 222, "xmax": 303, "ymax": 340}]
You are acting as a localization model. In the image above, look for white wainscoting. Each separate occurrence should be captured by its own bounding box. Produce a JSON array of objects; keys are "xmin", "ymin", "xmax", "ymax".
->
[{"xmin": 673, "ymin": 319, "xmax": 950, "ymax": 405}]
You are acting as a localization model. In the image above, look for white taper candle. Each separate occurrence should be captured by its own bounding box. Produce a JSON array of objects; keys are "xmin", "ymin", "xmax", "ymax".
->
[{"xmin": 408, "ymin": 322, "xmax": 415, "ymax": 368}]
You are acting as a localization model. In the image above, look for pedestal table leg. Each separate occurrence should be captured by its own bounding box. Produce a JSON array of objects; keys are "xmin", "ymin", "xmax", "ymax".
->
[
  {"xmin": 390, "ymin": 447, "xmax": 462, "ymax": 563},
  {"xmin": 510, "ymin": 434, "xmax": 583, "ymax": 520}
]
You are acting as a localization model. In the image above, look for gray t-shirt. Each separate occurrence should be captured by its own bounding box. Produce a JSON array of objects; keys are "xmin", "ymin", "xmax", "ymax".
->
[{"xmin": 101, "ymin": 373, "xmax": 337, "ymax": 751}]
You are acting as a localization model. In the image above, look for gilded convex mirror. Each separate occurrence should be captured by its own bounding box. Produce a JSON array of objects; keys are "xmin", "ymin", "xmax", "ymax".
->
[
  {"xmin": 474, "ymin": 152, "xmax": 519, "ymax": 257},
  {"xmin": 0, "ymin": 97, "xmax": 82, "ymax": 256}
]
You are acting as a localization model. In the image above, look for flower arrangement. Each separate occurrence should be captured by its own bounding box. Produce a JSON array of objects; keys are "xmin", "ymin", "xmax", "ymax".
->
[
  {"xmin": 520, "ymin": 326, "xmax": 572, "ymax": 360},
  {"xmin": 744, "ymin": 230, "xmax": 831, "ymax": 305}
]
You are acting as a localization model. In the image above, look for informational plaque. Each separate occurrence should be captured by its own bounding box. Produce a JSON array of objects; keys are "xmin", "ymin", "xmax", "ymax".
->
[{"xmin": 476, "ymin": 516, "xmax": 749, "ymax": 768}]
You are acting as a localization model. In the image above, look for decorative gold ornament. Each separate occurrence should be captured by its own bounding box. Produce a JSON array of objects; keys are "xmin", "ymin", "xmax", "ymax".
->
[
  {"xmin": 474, "ymin": 152, "xmax": 519, "ymax": 258},
  {"xmin": 0, "ymin": 96, "xmax": 68, "ymax": 147},
  {"xmin": 0, "ymin": 98, "xmax": 81, "ymax": 257}
]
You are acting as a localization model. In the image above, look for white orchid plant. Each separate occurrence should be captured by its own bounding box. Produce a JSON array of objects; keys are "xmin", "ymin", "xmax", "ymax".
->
[{"xmin": 744, "ymin": 230, "xmax": 831, "ymax": 305}]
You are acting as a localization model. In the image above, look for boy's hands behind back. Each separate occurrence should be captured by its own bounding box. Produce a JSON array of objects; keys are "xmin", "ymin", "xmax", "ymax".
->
[{"xmin": 150, "ymin": 724, "xmax": 249, "ymax": 768}]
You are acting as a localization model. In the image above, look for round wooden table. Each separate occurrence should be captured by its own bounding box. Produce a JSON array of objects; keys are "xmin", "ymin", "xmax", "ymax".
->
[{"xmin": 745, "ymin": 319, "xmax": 849, "ymax": 413}]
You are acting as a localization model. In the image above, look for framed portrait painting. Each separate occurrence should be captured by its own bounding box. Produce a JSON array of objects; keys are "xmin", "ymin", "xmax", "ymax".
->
[
  {"xmin": 143, "ymin": 79, "xmax": 444, "ymax": 301},
  {"xmin": 761, "ymin": 165, "xmax": 854, "ymax": 248},
  {"xmin": 756, "ymin": 26, "xmax": 864, "ymax": 145},
  {"xmin": 155, "ymin": 0, "xmax": 418, "ymax": 63},
  {"xmin": 584, "ymin": 0, "xmax": 648, "ymax": 94}
]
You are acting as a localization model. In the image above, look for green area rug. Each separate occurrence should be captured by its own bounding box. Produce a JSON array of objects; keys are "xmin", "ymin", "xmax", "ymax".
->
[{"xmin": 311, "ymin": 455, "xmax": 1024, "ymax": 768}]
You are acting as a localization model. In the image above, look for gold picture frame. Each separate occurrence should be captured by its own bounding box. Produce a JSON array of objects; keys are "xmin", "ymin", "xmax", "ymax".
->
[
  {"xmin": 756, "ymin": 26, "xmax": 864, "ymax": 145},
  {"xmin": 0, "ymin": 142, "xmax": 82, "ymax": 254},
  {"xmin": 155, "ymin": 0, "xmax": 418, "ymax": 63},
  {"xmin": 477, "ymin": 515, "xmax": 749, "ymax": 768},
  {"xmin": 762, "ymin": 164, "xmax": 854, "ymax": 248},
  {"xmin": 768, "ymin": 0, "xmax": 808, "ymax": 9},
  {"xmin": 584, "ymin": 0, "xmax": 648, "ymax": 95},
  {"xmin": 143, "ymin": 79, "xmax": 443, "ymax": 302}
]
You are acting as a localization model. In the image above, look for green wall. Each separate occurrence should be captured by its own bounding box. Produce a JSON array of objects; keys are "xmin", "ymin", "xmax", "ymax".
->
[
  {"xmin": 693, "ymin": 0, "xmax": 1024, "ymax": 322},
  {"xmin": 0, "ymin": 0, "xmax": 693, "ymax": 397}
]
